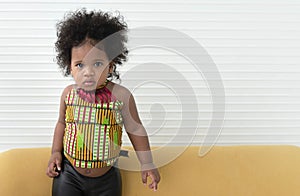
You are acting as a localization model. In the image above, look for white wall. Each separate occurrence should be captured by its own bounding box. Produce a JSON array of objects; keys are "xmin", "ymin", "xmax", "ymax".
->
[{"xmin": 0, "ymin": 0, "xmax": 300, "ymax": 152}]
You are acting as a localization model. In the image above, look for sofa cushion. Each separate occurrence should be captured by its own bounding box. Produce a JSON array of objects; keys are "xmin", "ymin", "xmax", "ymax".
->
[
  {"xmin": 1, "ymin": 146, "xmax": 300, "ymax": 196},
  {"xmin": 0, "ymin": 147, "xmax": 51, "ymax": 196}
]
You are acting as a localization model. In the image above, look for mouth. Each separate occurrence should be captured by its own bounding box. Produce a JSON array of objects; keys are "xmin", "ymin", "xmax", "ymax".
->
[{"xmin": 83, "ymin": 80, "xmax": 96, "ymax": 86}]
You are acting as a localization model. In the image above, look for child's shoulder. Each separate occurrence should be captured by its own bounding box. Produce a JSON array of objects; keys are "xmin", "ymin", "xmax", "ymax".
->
[
  {"xmin": 107, "ymin": 81, "xmax": 132, "ymax": 101},
  {"xmin": 61, "ymin": 84, "xmax": 74, "ymax": 98}
]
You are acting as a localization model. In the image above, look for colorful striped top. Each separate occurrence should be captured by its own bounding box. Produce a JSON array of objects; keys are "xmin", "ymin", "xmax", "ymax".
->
[{"xmin": 63, "ymin": 82, "xmax": 123, "ymax": 168}]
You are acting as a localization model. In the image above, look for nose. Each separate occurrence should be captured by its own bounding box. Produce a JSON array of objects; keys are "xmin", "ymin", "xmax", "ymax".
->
[{"xmin": 83, "ymin": 65, "xmax": 95, "ymax": 77}]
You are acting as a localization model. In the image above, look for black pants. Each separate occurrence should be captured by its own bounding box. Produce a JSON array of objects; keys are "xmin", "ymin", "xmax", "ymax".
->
[{"xmin": 52, "ymin": 158, "xmax": 122, "ymax": 196}]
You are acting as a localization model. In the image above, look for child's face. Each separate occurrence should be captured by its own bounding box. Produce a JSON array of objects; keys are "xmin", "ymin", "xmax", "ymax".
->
[{"xmin": 70, "ymin": 41, "xmax": 111, "ymax": 91}]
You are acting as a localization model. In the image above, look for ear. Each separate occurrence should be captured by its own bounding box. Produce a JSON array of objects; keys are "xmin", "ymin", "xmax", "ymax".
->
[{"xmin": 108, "ymin": 63, "xmax": 114, "ymax": 73}]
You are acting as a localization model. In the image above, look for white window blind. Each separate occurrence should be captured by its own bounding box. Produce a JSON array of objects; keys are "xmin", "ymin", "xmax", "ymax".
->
[{"xmin": 0, "ymin": 0, "xmax": 300, "ymax": 152}]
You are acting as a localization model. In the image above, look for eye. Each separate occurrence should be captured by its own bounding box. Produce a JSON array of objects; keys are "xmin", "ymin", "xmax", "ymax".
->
[
  {"xmin": 75, "ymin": 63, "xmax": 84, "ymax": 68},
  {"xmin": 94, "ymin": 61, "xmax": 103, "ymax": 67}
]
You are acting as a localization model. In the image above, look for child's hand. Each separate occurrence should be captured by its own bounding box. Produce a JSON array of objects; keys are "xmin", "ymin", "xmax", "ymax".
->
[
  {"xmin": 141, "ymin": 163, "xmax": 161, "ymax": 191},
  {"xmin": 46, "ymin": 152, "xmax": 62, "ymax": 178}
]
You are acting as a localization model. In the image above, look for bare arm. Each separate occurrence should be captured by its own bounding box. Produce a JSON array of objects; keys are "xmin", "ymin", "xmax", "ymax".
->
[
  {"xmin": 51, "ymin": 86, "xmax": 70, "ymax": 153},
  {"xmin": 121, "ymin": 90, "xmax": 153, "ymax": 165},
  {"xmin": 120, "ymin": 87, "xmax": 160, "ymax": 191},
  {"xmin": 46, "ymin": 85, "xmax": 71, "ymax": 177}
]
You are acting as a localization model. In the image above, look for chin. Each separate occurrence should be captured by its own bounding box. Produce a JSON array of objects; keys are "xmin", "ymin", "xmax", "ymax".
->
[{"xmin": 81, "ymin": 85, "xmax": 97, "ymax": 91}]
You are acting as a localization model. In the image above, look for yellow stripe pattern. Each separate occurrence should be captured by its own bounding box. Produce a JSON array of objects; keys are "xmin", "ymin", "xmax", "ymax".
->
[{"xmin": 63, "ymin": 88, "xmax": 124, "ymax": 168}]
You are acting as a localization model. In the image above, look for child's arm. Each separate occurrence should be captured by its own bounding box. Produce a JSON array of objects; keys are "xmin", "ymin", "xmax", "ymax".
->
[
  {"xmin": 46, "ymin": 85, "xmax": 71, "ymax": 178},
  {"xmin": 121, "ymin": 88, "xmax": 161, "ymax": 191}
]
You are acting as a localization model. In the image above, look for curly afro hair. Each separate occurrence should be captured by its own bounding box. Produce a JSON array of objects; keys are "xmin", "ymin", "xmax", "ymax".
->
[{"xmin": 55, "ymin": 8, "xmax": 128, "ymax": 80}]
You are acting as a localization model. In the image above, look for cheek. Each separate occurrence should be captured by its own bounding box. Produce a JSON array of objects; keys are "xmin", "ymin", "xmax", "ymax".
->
[
  {"xmin": 94, "ymin": 68, "xmax": 109, "ymax": 78},
  {"xmin": 70, "ymin": 66, "xmax": 77, "ymax": 76},
  {"xmin": 70, "ymin": 69, "xmax": 82, "ymax": 80}
]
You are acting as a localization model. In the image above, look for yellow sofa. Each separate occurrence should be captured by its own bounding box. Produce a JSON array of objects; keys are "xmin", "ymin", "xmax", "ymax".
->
[{"xmin": 1, "ymin": 146, "xmax": 300, "ymax": 196}]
